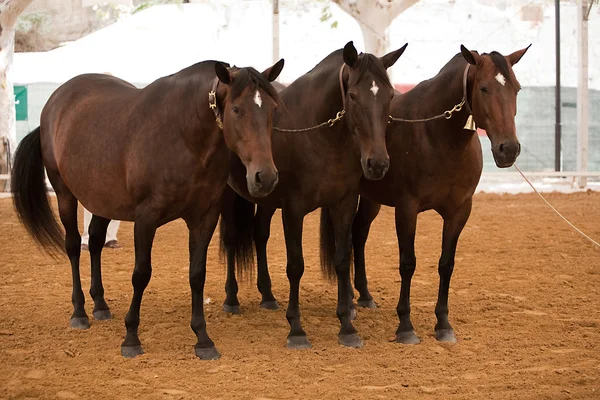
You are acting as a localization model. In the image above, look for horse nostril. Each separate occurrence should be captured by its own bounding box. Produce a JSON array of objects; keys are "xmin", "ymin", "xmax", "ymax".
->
[
  {"xmin": 255, "ymin": 171, "xmax": 262, "ymax": 185},
  {"xmin": 367, "ymin": 158, "xmax": 373, "ymax": 170},
  {"xmin": 499, "ymin": 143, "xmax": 505, "ymax": 155}
]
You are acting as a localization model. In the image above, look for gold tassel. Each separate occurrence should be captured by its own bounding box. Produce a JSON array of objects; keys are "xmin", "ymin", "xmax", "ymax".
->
[{"xmin": 464, "ymin": 114, "xmax": 476, "ymax": 131}]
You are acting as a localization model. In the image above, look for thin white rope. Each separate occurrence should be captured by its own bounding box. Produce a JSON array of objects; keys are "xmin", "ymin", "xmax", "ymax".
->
[{"xmin": 514, "ymin": 163, "xmax": 600, "ymax": 248}]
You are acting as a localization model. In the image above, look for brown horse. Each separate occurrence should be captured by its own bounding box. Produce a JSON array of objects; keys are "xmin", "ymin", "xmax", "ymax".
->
[
  {"xmin": 220, "ymin": 41, "xmax": 407, "ymax": 349},
  {"xmin": 349, "ymin": 44, "xmax": 530, "ymax": 344},
  {"xmin": 11, "ymin": 59, "xmax": 285, "ymax": 360}
]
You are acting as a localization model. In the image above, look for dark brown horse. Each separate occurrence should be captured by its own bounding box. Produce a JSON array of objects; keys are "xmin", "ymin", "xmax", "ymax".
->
[
  {"xmin": 11, "ymin": 58, "xmax": 285, "ymax": 360},
  {"xmin": 220, "ymin": 41, "xmax": 407, "ymax": 349},
  {"xmin": 349, "ymin": 44, "xmax": 530, "ymax": 344}
]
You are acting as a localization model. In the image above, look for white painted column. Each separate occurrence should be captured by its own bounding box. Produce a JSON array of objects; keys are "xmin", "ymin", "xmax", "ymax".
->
[
  {"xmin": 576, "ymin": 0, "xmax": 589, "ymax": 188},
  {"xmin": 272, "ymin": 0, "xmax": 279, "ymax": 65}
]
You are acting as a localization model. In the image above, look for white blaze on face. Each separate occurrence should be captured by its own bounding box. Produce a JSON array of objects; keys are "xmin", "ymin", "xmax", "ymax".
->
[
  {"xmin": 371, "ymin": 81, "xmax": 379, "ymax": 97},
  {"xmin": 370, "ymin": 80, "xmax": 379, "ymax": 97},
  {"xmin": 254, "ymin": 90, "xmax": 262, "ymax": 108},
  {"xmin": 495, "ymin": 73, "xmax": 506, "ymax": 86}
]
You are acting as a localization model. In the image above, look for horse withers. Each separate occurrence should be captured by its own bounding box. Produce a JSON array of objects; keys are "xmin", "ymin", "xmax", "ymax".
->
[
  {"xmin": 350, "ymin": 44, "xmax": 530, "ymax": 344},
  {"xmin": 11, "ymin": 58, "xmax": 285, "ymax": 360},
  {"xmin": 220, "ymin": 41, "xmax": 407, "ymax": 349}
]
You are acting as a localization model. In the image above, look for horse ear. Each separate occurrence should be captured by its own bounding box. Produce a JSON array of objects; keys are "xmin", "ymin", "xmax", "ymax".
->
[
  {"xmin": 460, "ymin": 44, "xmax": 482, "ymax": 66},
  {"xmin": 215, "ymin": 62, "xmax": 231, "ymax": 84},
  {"xmin": 380, "ymin": 43, "xmax": 408, "ymax": 69},
  {"xmin": 262, "ymin": 58, "xmax": 285, "ymax": 82},
  {"xmin": 343, "ymin": 41, "xmax": 358, "ymax": 68},
  {"xmin": 507, "ymin": 44, "xmax": 531, "ymax": 66}
]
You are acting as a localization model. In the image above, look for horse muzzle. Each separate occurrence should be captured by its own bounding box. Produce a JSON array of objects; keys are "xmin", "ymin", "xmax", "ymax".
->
[
  {"xmin": 247, "ymin": 167, "xmax": 279, "ymax": 197},
  {"xmin": 362, "ymin": 156, "xmax": 390, "ymax": 180},
  {"xmin": 492, "ymin": 140, "xmax": 521, "ymax": 168}
]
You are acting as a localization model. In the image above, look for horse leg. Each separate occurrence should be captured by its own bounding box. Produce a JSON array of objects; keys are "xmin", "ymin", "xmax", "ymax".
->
[
  {"xmin": 187, "ymin": 205, "xmax": 221, "ymax": 360},
  {"xmin": 282, "ymin": 207, "xmax": 310, "ymax": 349},
  {"xmin": 435, "ymin": 198, "xmax": 472, "ymax": 343},
  {"xmin": 121, "ymin": 217, "xmax": 157, "ymax": 358},
  {"xmin": 255, "ymin": 205, "xmax": 278, "ymax": 310},
  {"xmin": 394, "ymin": 204, "xmax": 420, "ymax": 344},
  {"xmin": 88, "ymin": 215, "xmax": 112, "ymax": 320},
  {"xmin": 55, "ymin": 192, "xmax": 88, "ymax": 329},
  {"xmin": 352, "ymin": 196, "xmax": 382, "ymax": 309},
  {"xmin": 330, "ymin": 196, "xmax": 363, "ymax": 348},
  {"xmin": 220, "ymin": 189, "xmax": 241, "ymax": 314}
]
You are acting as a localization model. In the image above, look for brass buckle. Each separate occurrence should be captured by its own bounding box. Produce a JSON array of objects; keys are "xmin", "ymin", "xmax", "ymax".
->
[
  {"xmin": 216, "ymin": 117, "xmax": 223, "ymax": 129},
  {"xmin": 208, "ymin": 91, "xmax": 217, "ymax": 109}
]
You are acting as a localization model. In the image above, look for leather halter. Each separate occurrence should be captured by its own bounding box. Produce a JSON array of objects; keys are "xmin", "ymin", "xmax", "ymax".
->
[
  {"xmin": 339, "ymin": 64, "xmax": 346, "ymax": 111},
  {"xmin": 208, "ymin": 77, "xmax": 223, "ymax": 129},
  {"xmin": 462, "ymin": 63, "xmax": 472, "ymax": 114}
]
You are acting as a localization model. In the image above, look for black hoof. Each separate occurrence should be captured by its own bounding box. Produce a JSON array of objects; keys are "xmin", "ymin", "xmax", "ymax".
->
[
  {"xmin": 222, "ymin": 304, "xmax": 240, "ymax": 314},
  {"xmin": 350, "ymin": 308, "xmax": 357, "ymax": 321},
  {"xmin": 395, "ymin": 330, "xmax": 421, "ymax": 345},
  {"xmin": 436, "ymin": 328, "xmax": 457, "ymax": 343},
  {"xmin": 286, "ymin": 336, "xmax": 312, "ymax": 350},
  {"xmin": 93, "ymin": 309, "xmax": 113, "ymax": 320},
  {"xmin": 195, "ymin": 346, "xmax": 221, "ymax": 360},
  {"xmin": 357, "ymin": 298, "xmax": 377, "ymax": 309},
  {"xmin": 70, "ymin": 317, "xmax": 90, "ymax": 330},
  {"xmin": 338, "ymin": 333, "xmax": 364, "ymax": 348},
  {"xmin": 260, "ymin": 300, "xmax": 280, "ymax": 310},
  {"xmin": 121, "ymin": 345, "xmax": 144, "ymax": 358}
]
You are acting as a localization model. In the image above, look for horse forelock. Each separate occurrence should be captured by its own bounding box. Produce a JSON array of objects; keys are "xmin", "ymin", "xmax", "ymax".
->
[
  {"xmin": 228, "ymin": 67, "xmax": 282, "ymax": 107},
  {"xmin": 484, "ymin": 52, "xmax": 519, "ymax": 89},
  {"xmin": 350, "ymin": 53, "xmax": 393, "ymax": 89}
]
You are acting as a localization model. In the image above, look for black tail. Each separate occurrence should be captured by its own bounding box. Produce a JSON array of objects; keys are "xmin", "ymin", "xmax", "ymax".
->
[
  {"xmin": 319, "ymin": 208, "xmax": 339, "ymax": 282},
  {"xmin": 11, "ymin": 127, "xmax": 64, "ymax": 255},
  {"xmin": 219, "ymin": 192, "xmax": 256, "ymax": 280}
]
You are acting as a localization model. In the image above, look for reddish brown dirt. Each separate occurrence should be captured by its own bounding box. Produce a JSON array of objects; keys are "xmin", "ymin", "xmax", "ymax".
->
[{"xmin": 1, "ymin": 193, "xmax": 600, "ymax": 400}]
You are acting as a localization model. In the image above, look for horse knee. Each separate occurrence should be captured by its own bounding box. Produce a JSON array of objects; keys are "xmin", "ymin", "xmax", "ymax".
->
[
  {"xmin": 132, "ymin": 261, "xmax": 152, "ymax": 290},
  {"xmin": 65, "ymin": 232, "xmax": 81, "ymax": 258},
  {"xmin": 438, "ymin": 262, "xmax": 454, "ymax": 278},
  {"xmin": 399, "ymin": 255, "xmax": 416, "ymax": 279}
]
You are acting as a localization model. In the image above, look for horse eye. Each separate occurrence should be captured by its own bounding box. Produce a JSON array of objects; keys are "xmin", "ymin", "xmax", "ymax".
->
[
  {"xmin": 232, "ymin": 106, "xmax": 240, "ymax": 114},
  {"xmin": 480, "ymin": 87, "xmax": 488, "ymax": 94},
  {"xmin": 349, "ymin": 93, "xmax": 356, "ymax": 101}
]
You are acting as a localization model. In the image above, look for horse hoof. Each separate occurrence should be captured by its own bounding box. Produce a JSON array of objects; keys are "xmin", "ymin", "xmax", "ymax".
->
[
  {"xmin": 395, "ymin": 330, "xmax": 421, "ymax": 345},
  {"xmin": 195, "ymin": 346, "xmax": 221, "ymax": 360},
  {"xmin": 286, "ymin": 336, "xmax": 312, "ymax": 350},
  {"xmin": 350, "ymin": 308, "xmax": 357, "ymax": 321},
  {"xmin": 436, "ymin": 329, "xmax": 457, "ymax": 343},
  {"xmin": 121, "ymin": 345, "xmax": 144, "ymax": 358},
  {"xmin": 338, "ymin": 333, "xmax": 364, "ymax": 348},
  {"xmin": 222, "ymin": 304, "xmax": 240, "ymax": 314},
  {"xmin": 260, "ymin": 300, "xmax": 280, "ymax": 311},
  {"xmin": 357, "ymin": 298, "xmax": 377, "ymax": 309},
  {"xmin": 70, "ymin": 317, "xmax": 90, "ymax": 330},
  {"xmin": 93, "ymin": 309, "xmax": 113, "ymax": 320}
]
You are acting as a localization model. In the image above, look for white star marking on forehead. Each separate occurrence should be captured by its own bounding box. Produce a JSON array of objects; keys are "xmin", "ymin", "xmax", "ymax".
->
[
  {"xmin": 495, "ymin": 73, "xmax": 506, "ymax": 86},
  {"xmin": 370, "ymin": 80, "xmax": 379, "ymax": 97},
  {"xmin": 254, "ymin": 90, "xmax": 262, "ymax": 108}
]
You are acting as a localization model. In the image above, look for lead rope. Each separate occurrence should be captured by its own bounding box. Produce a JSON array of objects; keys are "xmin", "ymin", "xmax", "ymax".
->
[{"xmin": 514, "ymin": 163, "xmax": 600, "ymax": 248}]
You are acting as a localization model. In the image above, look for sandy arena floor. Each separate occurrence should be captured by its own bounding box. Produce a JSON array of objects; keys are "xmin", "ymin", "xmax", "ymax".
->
[{"xmin": 1, "ymin": 193, "xmax": 599, "ymax": 399}]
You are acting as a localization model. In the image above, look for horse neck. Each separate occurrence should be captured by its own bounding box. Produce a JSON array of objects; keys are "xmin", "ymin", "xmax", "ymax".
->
[
  {"xmin": 170, "ymin": 73, "xmax": 225, "ymax": 156},
  {"xmin": 283, "ymin": 62, "xmax": 349, "ymax": 145},
  {"xmin": 408, "ymin": 60, "xmax": 476, "ymax": 151}
]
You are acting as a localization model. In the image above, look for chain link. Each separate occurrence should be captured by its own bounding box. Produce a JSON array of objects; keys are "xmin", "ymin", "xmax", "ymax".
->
[
  {"xmin": 273, "ymin": 110, "xmax": 345, "ymax": 133},
  {"xmin": 388, "ymin": 100, "xmax": 465, "ymax": 124}
]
